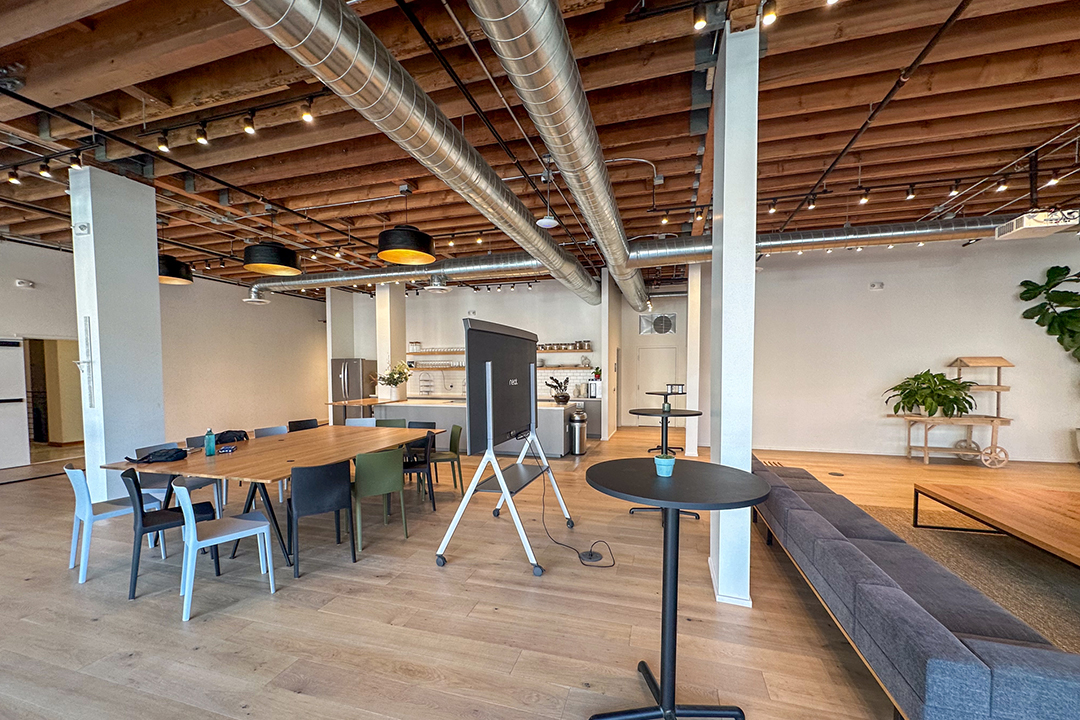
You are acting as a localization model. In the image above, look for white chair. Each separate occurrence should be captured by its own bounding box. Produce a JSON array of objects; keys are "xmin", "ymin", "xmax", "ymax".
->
[
  {"xmin": 64, "ymin": 464, "xmax": 162, "ymax": 583},
  {"xmin": 135, "ymin": 442, "xmax": 223, "ymax": 518},
  {"xmin": 344, "ymin": 418, "xmax": 376, "ymax": 427},
  {"xmin": 172, "ymin": 478, "xmax": 275, "ymax": 621},
  {"xmin": 254, "ymin": 425, "xmax": 290, "ymax": 502}
]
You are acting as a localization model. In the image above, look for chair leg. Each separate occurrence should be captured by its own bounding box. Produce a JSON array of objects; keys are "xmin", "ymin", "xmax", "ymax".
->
[
  {"xmin": 347, "ymin": 502, "xmax": 357, "ymax": 563},
  {"xmin": 129, "ymin": 533, "xmax": 143, "ymax": 600},
  {"xmin": 292, "ymin": 514, "xmax": 300, "ymax": 579},
  {"xmin": 427, "ymin": 469, "xmax": 436, "ymax": 512},
  {"xmin": 181, "ymin": 545, "xmax": 196, "ymax": 621},
  {"xmin": 78, "ymin": 519, "xmax": 93, "ymax": 584},
  {"xmin": 264, "ymin": 530, "xmax": 276, "ymax": 593},
  {"xmin": 434, "ymin": 462, "xmax": 439, "ymax": 484},
  {"xmin": 222, "ymin": 479, "xmax": 229, "ymax": 506},
  {"xmin": 69, "ymin": 516, "xmax": 81, "ymax": 570},
  {"xmin": 211, "ymin": 544, "xmax": 220, "ymax": 577},
  {"xmin": 278, "ymin": 479, "xmax": 285, "ymax": 504},
  {"xmin": 399, "ymin": 490, "xmax": 408, "ymax": 539},
  {"xmin": 257, "ymin": 531, "xmax": 267, "ymax": 574},
  {"xmin": 159, "ymin": 530, "xmax": 167, "ymax": 560},
  {"xmin": 383, "ymin": 493, "xmax": 390, "ymax": 525},
  {"xmin": 334, "ymin": 509, "xmax": 341, "ymax": 545}
]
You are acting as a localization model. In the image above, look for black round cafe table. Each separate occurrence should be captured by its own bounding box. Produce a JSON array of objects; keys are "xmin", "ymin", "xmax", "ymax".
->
[
  {"xmin": 628, "ymin": 407, "xmax": 701, "ymax": 456},
  {"xmin": 586, "ymin": 458, "xmax": 770, "ymax": 720}
]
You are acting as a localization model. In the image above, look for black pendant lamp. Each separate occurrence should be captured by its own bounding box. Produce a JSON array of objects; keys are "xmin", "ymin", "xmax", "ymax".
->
[
  {"xmin": 377, "ymin": 224, "xmax": 436, "ymax": 265},
  {"xmin": 243, "ymin": 241, "xmax": 302, "ymax": 276},
  {"xmin": 158, "ymin": 254, "xmax": 193, "ymax": 285}
]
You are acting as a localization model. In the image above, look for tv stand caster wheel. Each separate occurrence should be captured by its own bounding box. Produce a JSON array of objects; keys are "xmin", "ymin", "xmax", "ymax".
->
[
  {"xmin": 566, "ymin": 518, "xmax": 574, "ymax": 529},
  {"xmin": 436, "ymin": 554, "xmax": 446, "ymax": 567},
  {"xmin": 532, "ymin": 565, "xmax": 544, "ymax": 576},
  {"xmin": 492, "ymin": 508, "xmax": 500, "ymax": 518}
]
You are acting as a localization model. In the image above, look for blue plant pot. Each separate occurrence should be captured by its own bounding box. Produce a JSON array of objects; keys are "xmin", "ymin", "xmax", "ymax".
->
[{"xmin": 655, "ymin": 455, "xmax": 675, "ymax": 478}]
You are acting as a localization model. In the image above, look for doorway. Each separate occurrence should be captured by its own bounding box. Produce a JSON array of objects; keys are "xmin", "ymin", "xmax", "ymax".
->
[
  {"xmin": 634, "ymin": 346, "xmax": 678, "ymax": 427},
  {"xmin": 23, "ymin": 339, "xmax": 83, "ymax": 465}
]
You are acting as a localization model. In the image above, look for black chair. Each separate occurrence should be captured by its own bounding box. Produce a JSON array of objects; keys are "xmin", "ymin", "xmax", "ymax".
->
[
  {"xmin": 288, "ymin": 418, "xmax": 319, "ymax": 432},
  {"xmin": 403, "ymin": 431, "xmax": 437, "ymax": 512},
  {"xmin": 406, "ymin": 421, "xmax": 436, "ymax": 463},
  {"xmin": 120, "ymin": 469, "xmax": 216, "ymax": 600},
  {"xmin": 286, "ymin": 460, "xmax": 356, "ymax": 578}
]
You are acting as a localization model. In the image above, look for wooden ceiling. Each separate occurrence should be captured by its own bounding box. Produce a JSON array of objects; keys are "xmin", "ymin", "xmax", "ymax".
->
[{"xmin": 1, "ymin": 0, "xmax": 1078, "ymax": 296}]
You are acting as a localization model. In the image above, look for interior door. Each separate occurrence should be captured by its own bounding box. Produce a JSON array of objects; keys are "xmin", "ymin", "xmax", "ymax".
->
[
  {"xmin": 0, "ymin": 340, "xmax": 31, "ymax": 469},
  {"xmin": 635, "ymin": 346, "xmax": 677, "ymax": 427}
]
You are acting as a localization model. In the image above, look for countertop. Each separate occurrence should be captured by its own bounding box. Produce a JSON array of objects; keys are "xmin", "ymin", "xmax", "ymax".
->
[{"xmin": 393, "ymin": 398, "xmax": 589, "ymax": 408}]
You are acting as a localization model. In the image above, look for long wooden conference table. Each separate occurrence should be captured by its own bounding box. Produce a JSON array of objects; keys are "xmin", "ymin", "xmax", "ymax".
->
[{"xmin": 102, "ymin": 425, "xmax": 440, "ymax": 565}]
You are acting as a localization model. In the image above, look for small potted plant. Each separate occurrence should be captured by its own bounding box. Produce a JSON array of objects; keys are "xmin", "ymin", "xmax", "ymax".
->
[
  {"xmin": 884, "ymin": 370, "xmax": 976, "ymax": 417},
  {"xmin": 655, "ymin": 453, "xmax": 676, "ymax": 477},
  {"xmin": 374, "ymin": 361, "xmax": 412, "ymax": 401},
  {"xmin": 545, "ymin": 376, "xmax": 571, "ymax": 405},
  {"xmin": 593, "ymin": 367, "xmax": 602, "ymax": 381}
]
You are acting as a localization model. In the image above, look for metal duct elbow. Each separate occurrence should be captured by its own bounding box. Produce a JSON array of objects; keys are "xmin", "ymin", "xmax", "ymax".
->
[
  {"xmin": 468, "ymin": 0, "xmax": 649, "ymax": 311},
  {"xmin": 223, "ymin": 0, "xmax": 599, "ymax": 306}
]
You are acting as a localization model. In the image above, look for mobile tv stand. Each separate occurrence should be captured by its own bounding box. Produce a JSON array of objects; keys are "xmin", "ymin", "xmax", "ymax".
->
[{"xmin": 435, "ymin": 362, "xmax": 573, "ymax": 576}]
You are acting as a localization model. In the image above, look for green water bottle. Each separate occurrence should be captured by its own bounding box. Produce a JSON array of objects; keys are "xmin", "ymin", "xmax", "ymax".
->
[{"xmin": 204, "ymin": 428, "xmax": 216, "ymax": 456}]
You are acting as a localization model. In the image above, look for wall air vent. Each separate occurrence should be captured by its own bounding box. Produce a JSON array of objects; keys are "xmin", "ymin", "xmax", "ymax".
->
[
  {"xmin": 639, "ymin": 313, "xmax": 677, "ymax": 335},
  {"xmin": 994, "ymin": 210, "xmax": 1079, "ymax": 241}
]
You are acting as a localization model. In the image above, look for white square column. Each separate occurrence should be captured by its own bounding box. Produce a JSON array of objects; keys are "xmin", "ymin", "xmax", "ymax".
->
[
  {"xmin": 375, "ymin": 283, "xmax": 407, "ymax": 390},
  {"xmin": 69, "ymin": 167, "xmax": 165, "ymax": 501},
  {"xmin": 326, "ymin": 288, "xmax": 355, "ymax": 423},
  {"xmin": 708, "ymin": 21, "xmax": 760, "ymax": 607}
]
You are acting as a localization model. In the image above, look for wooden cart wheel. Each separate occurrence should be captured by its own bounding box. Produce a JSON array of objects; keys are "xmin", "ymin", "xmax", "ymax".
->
[
  {"xmin": 980, "ymin": 445, "xmax": 1009, "ymax": 469},
  {"xmin": 953, "ymin": 439, "xmax": 981, "ymax": 459}
]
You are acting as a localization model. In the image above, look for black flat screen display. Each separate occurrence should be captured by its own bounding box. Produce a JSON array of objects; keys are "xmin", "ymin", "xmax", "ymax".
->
[{"xmin": 464, "ymin": 319, "xmax": 537, "ymax": 455}]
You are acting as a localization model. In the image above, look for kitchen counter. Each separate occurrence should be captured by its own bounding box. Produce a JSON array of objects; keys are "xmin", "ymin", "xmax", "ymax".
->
[{"xmin": 374, "ymin": 398, "xmax": 580, "ymax": 456}]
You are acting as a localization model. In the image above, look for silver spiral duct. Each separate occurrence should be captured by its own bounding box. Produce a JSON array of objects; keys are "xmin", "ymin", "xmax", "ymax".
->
[
  {"xmin": 223, "ymin": 0, "xmax": 600, "ymax": 306},
  {"xmin": 245, "ymin": 251, "xmax": 545, "ymax": 302},
  {"xmin": 467, "ymin": 0, "xmax": 649, "ymax": 311}
]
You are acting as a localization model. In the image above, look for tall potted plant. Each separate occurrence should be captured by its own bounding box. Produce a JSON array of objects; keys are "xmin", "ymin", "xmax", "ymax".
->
[
  {"xmin": 884, "ymin": 370, "xmax": 976, "ymax": 417},
  {"xmin": 374, "ymin": 361, "xmax": 412, "ymax": 401}
]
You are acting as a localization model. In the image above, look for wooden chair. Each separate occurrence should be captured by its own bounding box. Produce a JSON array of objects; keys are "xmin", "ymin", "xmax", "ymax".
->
[
  {"xmin": 120, "ymin": 469, "xmax": 216, "ymax": 600},
  {"xmin": 353, "ymin": 448, "xmax": 408, "ymax": 553},
  {"xmin": 286, "ymin": 460, "xmax": 356, "ymax": 578},
  {"xmin": 172, "ymin": 478, "xmax": 274, "ymax": 621},
  {"xmin": 64, "ymin": 465, "xmax": 161, "ymax": 584}
]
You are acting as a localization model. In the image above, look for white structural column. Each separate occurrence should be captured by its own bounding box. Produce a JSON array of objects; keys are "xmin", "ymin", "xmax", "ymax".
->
[
  {"xmin": 326, "ymin": 288, "xmax": 355, "ymax": 423},
  {"xmin": 685, "ymin": 263, "xmax": 705, "ymax": 456},
  {"xmin": 69, "ymin": 167, "xmax": 165, "ymax": 502},
  {"xmin": 600, "ymin": 270, "xmax": 621, "ymax": 441},
  {"xmin": 375, "ymin": 283, "xmax": 407, "ymax": 397},
  {"xmin": 708, "ymin": 21, "xmax": 760, "ymax": 606}
]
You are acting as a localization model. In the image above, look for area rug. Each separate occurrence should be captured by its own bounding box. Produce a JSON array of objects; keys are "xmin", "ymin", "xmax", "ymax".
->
[{"xmin": 864, "ymin": 505, "xmax": 1080, "ymax": 653}]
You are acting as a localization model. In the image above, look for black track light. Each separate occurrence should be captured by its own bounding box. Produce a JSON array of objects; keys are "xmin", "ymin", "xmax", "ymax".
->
[
  {"xmin": 242, "ymin": 114, "xmax": 256, "ymax": 135},
  {"xmin": 859, "ymin": 187, "xmax": 870, "ymax": 204},
  {"xmin": 660, "ymin": 213, "xmax": 670, "ymax": 225},
  {"xmin": 301, "ymin": 101, "xmax": 314, "ymax": 123},
  {"xmin": 694, "ymin": 208, "xmax": 704, "ymax": 221},
  {"xmin": 69, "ymin": 154, "xmax": 83, "ymax": 170},
  {"xmin": 693, "ymin": 3, "xmax": 707, "ymax": 30},
  {"xmin": 761, "ymin": 0, "xmax": 778, "ymax": 26},
  {"xmin": 38, "ymin": 162, "xmax": 51, "ymax": 178},
  {"xmin": 807, "ymin": 194, "xmax": 817, "ymax": 210},
  {"xmin": 996, "ymin": 176, "xmax": 1009, "ymax": 192},
  {"xmin": 7, "ymin": 168, "xmax": 20, "ymax": 185},
  {"xmin": 157, "ymin": 132, "xmax": 170, "ymax": 153},
  {"xmin": 768, "ymin": 199, "xmax": 777, "ymax": 214},
  {"xmin": 196, "ymin": 124, "xmax": 209, "ymax": 145},
  {"xmin": 949, "ymin": 180, "xmax": 960, "ymax": 197},
  {"xmin": 906, "ymin": 185, "xmax": 916, "ymax": 201}
]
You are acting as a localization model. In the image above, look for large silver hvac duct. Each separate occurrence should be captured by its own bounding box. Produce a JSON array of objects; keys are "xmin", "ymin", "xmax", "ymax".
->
[
  {"xmin": 624, "ymin": 216, "xmax": 1015, "ymax": 268},
  {"xmin": 245, "ymin": 215, "xmax": 1015, "ymax": 301},
  {"xmin": 223, "ymin": 0, "xmax": 600, "ymax": 305},
  {"xmin": 245, "ymin": 250, "xmax": 545, "ymax": 302},
  {"xmin": 467, "ymin": 0, "xmax": 650, "ymax": 311}
]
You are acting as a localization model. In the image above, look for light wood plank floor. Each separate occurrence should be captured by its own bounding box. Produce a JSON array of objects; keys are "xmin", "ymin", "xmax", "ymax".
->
[{"xmin": 11, "ymin": 430, "xmax": 1075, "ymax": 720}]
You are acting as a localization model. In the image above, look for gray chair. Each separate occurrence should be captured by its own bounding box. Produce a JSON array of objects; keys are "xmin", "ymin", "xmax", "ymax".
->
[
  {"xmin": 345, "ymin": 418, "xmax": 376, "ymax": 427},
  {"xmin": 254, "ymin": 425, "xmax": 289, "ymax": 501},
  {"xmin": 286, "ymin": 460, "xmax": 356, "ymax": 578},
  {"xmin": 135, "ymin": 442, "xmax": 222, "ymax": 517}
]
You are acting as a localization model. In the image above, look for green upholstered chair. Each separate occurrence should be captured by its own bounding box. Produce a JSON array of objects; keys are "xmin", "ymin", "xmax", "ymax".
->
[
  {"xmin": 431, "ymin": 425, "xmax": 464, "ymax": 496},
  {"xmin": 352, "ymin": 448, "xmax": 408, "ymax": 553},
  {"xmin": 374, "ymin": 418, "xmax": 406, "ymax": 428}
]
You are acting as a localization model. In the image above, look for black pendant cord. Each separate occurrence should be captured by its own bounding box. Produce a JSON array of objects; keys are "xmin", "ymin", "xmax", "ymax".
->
[
  {"xmin": 0, "ymin": 87, "xmax": 370, "ymax": 249},
  {"xmin": 391, "ymin": 0, "xmax": 604, "ymax": 276},
  {"xmin": 778, "ymin": 0, "xmax": 976, "ymax": 231}
]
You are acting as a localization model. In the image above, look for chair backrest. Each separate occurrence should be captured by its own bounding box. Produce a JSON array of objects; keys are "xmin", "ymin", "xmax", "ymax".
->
[
  {"xmin": 288, "ymin": 418, "xmax": 319, "ymax": 432},
  {"xmin": 134, "ymin": 442, "xmax": 179, "ymax": 488},
  {"xmin": 354, "ymin": 448, "xmax": 405, "ymax": 498},
  {"xmin": 185, "ymin": 434, "xmax": 205, "ymax": 449},
  {"xmin": 64, "ymin": 464, "xmax": 92, "ymax": 519},
  {"xmin": 448, "ymin": 424, "xmax": 462, "ymax": 455},
  {"xmin": 119, "ymin": 469, "xmax": 149, "ymax": 527},
  {"xmin": 170, "ymin": 478, "xmax": 199, "ymax": 544},
  {"xmin": 406, "ymin": 421, "xmax": 436, "ymax": 452},
  {"xmin": 344, "ymin": 418, "xmax": 376, "ymax": 427},
  {"xmin": 410, "ymin": 431, "xmax": 435, "ymax": 464},
  {"xmin": 290, "ymin": 460, "xmax": 352, "ymax": 517},
  {"xmin": 254, "ymin": 425, "xmax": 288, "ymax": 438},
  {"xmin": 375, "ymin": 418, "xmax": 406, "ymax": 428}
]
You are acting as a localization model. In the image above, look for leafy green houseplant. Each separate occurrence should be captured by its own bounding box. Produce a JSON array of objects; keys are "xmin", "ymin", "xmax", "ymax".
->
[
  {"xmin": 884, "ymin": 370, "xmax": 976, "ymax": 418},
  {"xmin": 373, "ymin": 361, "xmax": 412, "ymax": 400},
  {"xmin": 1019, "ymin": 266, "xmax": 1080, "ymax": 361}
]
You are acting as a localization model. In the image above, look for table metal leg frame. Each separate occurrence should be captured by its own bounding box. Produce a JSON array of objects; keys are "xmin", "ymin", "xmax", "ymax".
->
[
  {"xmin": 633, "ymin": 419, "xmax": 698, "ymax": 520},
  {"xmin": 591, "ymin": 508, "xmax": 744, "ymax": 720},
  {"xmin": 912, "ymin": 488, "xmax": 1004, "ymax": 535},
  {"xmin": 230, "ymin": 482, "xmax": 294, "ymax": 566}
]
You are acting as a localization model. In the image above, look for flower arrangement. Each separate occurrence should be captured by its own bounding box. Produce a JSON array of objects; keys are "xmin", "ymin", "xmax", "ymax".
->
[{"xmin": 374, "ymin": 361, "xmax": 412, "ymax": 388}]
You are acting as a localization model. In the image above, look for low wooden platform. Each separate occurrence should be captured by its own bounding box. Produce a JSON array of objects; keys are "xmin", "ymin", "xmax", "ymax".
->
[{"xmin": 914, "ymin": 483, "xmax": 1080, "ymax": 567}]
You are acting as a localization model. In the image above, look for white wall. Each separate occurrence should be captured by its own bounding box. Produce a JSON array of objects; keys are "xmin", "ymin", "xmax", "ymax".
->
[
  {"xmin": 160, "ymin": 279, "xmax": 327, "ymax": 439},
  {"xmin": 619, "ymin": 294, "xmax": 688, "ymax": 426},
  {"xmin": 753, "ymin": 234, "xmax": 1080, "ymax": 462},
  {"xmin": 0, "ymin": 242, "xmax": 78, "ymax": 340}
]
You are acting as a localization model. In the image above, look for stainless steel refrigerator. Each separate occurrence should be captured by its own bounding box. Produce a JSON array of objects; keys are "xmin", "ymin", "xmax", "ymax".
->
[{"xmin": 331, "ymin": 358, "xmax": 377, "ymax": 425}]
